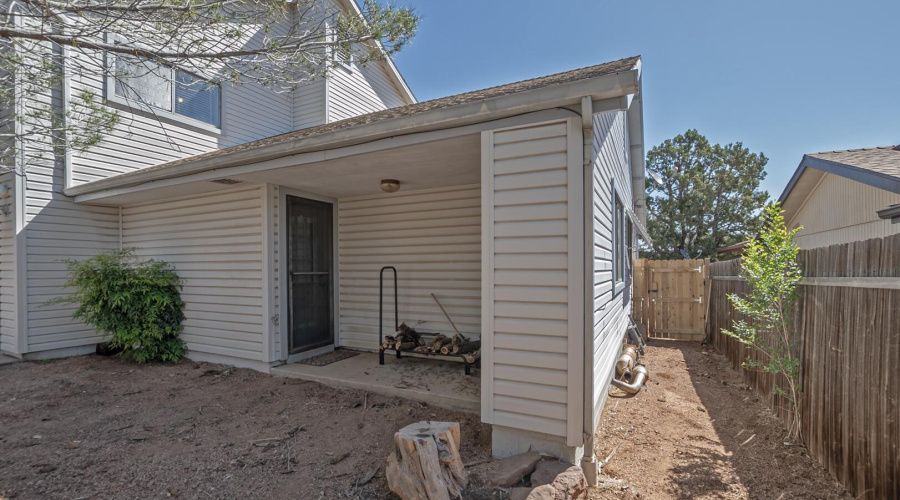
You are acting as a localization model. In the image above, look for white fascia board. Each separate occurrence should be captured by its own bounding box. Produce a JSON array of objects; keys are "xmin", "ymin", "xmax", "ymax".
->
[
  {"xmin": 333, "ymin": 0, "xmax": 416, "ymax": 103},
  {"xmin": 67, "ymin": 69, "xmax": 640, "ymax": 200}
]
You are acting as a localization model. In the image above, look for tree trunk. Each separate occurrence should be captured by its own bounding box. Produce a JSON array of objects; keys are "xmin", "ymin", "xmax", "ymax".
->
[{"xmin": 385, "ymin": 421, "xmax": 468, "ymax": 500}]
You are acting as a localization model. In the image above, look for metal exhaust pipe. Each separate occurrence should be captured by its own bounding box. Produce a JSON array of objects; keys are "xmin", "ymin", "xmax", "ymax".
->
[
  {"xmin": 611, "ymin": 364, "xmax": 649, "ymax": 395},
  {"xmin": 615, "ymin": 345, "xmax": 639, "ymax": 379}
]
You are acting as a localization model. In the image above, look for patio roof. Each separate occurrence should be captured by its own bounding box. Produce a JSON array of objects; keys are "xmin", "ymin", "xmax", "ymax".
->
[{"xmin": 66, "ymin": 56, "xmax": 642, "ymax": 204}]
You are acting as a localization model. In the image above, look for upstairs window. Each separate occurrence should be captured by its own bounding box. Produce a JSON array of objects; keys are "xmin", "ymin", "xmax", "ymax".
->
[
  {"xmin": 174, "ymin": 70, "xmax": 221, "ymax": 127},
  {"xmin": 112, "ymin": 56, "xmax": 221, "ymax": 129}
]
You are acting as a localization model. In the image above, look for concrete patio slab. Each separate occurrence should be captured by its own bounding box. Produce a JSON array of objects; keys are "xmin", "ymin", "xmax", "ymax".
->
[{"xmin": 271, "ymin": 351, "xmax": 480, "ymax": 413}]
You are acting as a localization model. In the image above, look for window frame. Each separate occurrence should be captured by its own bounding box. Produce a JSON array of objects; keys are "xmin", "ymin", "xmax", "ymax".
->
[
  {"xmin": 611, "ymin": 180, "xmax": 628, "ymax": 296},
  {"xmin": 104, "ymin": 35, "xmax": 223, "ymax": 134}
]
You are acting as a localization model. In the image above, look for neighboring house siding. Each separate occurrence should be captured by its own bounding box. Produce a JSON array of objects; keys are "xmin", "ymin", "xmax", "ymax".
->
[
  {"xmin": 337, "ymin": 185, "xmax": 481, "ymax": 351},
  {"xmin": 121, "ymin": 186, "xmax": 267, "ymax": 363},
  {"xmin": 327, "ymin": 61, "xmax": 408, "ymax": 122},
  {"xmin": 0, "ymin": 171, "xmax": 17, "ymax": 353},
  {"xmin": 482, "ymin": 119, "xmax": 579, "ymax": 439},
  {"xmin": 789, "ymin": 173, "xmax": 900, "ymax": 249},
  {"xmin": 588, "ymin": 110, "xmax": 632, "ymax": 433}
]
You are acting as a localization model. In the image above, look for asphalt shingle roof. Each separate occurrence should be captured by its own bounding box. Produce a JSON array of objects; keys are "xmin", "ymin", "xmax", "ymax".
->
[
  {"xmin": 808, "ymin": 146, "xmax": 900, "ymax": 180},
  {"xmin": 149, "ymin": 56, "xmax": 641, "ymax": 170}
]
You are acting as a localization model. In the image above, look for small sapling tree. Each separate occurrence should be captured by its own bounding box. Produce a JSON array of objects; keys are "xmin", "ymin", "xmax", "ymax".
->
[
  {"xmin": 50, "ymin": 249, "xmax": 187, "ymax": 363},
  {"xmin": 723, "ymin": 202, "xmax": 803, "ymax": 442}
]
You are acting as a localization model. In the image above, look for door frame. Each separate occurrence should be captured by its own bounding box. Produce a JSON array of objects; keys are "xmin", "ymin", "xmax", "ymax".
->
[{"xmin": 278, "ymin": 187, "xmax": 340, "ymax": 363}]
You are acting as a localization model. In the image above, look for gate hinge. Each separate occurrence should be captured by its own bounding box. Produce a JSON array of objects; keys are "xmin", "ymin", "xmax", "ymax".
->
[{"xmin": 271, "ymin": 314, "xmax": 280, "ymax": 326}]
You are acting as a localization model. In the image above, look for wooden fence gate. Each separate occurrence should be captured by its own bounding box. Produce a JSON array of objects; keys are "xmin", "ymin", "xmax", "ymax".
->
[{"xmin": 633, "ymin": 259, "xmax": 709, "ymax": 341}]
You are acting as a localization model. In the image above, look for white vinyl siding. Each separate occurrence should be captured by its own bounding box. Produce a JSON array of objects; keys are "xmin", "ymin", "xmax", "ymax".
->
[
  {"xmin": 68, "ymin": 43, "xmax": 295, "ymax": 186},
  {"xmin": 337, "ymin": 185, "xmax": 481, "ymax": 351},
  {"xmin": 588, "ymin": 110, "xmax": 632, "ymax": 433},
  {"xmin": 293, "ymin": 79, "xmax": 328, "ymax": 130},
  {"xmin": 482, "ymin": 118, "xmax": 582, "ymax": 442},
  {"xmin": 122, "ymin": 186, "xmax": 267, "ymax": 362},
  {"xmin": 327, "ymin": 61, "xmax": 410, "ymax": 122},
  {"xmin": 0, "ymin": 171, "xmax": 17, "ymax": 353},
  {"xmin": 788, "ymin": 173, "xmax": 900, "ymax": 249},
  {"xmin": 24, "ymin": 165, "xmax": 120, "ymax": 351}
]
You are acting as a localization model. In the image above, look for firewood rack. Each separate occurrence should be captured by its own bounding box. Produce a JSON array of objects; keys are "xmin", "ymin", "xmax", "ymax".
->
[{"xmin": 378, "ymin": 266, "xmax": 480, "ymax": 375}]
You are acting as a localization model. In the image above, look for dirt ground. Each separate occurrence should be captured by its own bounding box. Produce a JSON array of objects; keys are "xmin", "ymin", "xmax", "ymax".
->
[
  {"xmin": 591, "ymin": 340, "xmax": 850, "ymax": 500},
  {"xmin": 0, "ymin": 341, "xmax": 852, "ymax": 500},
  {"xmin": 0, "ymin": 356, "xmax": 493, "ymax": 500}
]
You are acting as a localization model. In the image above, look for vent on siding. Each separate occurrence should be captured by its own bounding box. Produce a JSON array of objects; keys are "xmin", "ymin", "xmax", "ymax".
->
[{"xmin": 209, "ymin": 178, "xmax": 243, "ymax": 185}]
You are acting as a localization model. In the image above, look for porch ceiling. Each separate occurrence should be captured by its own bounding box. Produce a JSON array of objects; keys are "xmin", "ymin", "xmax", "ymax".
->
[
  {"xmin": 230, "ymin": 134, "xmax": 481, "ymax": 199},
  {"xmin": 91, "ymin": 133, "xmax": 481, "ymax": 205}
]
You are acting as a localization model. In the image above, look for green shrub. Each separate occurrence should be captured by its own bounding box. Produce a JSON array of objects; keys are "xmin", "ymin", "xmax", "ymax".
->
[
  {"xmin": 51, "ymin": 249, "xmax": 186, "ymax": 363},
  {"xmin": 723, "ymin": 203, "xmax": 803, "ymax": 442}
]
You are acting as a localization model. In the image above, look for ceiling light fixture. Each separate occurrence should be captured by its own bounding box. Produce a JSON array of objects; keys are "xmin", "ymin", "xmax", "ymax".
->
[{"xmin": 380, "ymin": 179, "xmax": 400, "ymax": 193}]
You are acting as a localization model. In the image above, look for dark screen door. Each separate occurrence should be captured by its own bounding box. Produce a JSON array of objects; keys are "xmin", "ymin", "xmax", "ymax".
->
[{"xmin": 286, "ymin": 196, "xmax": 334, "ymax": 354}]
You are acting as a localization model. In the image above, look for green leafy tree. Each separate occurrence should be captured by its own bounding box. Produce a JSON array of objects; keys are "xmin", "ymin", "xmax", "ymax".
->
[
  {"xmin": 50, "ymin": 249, "xmax": 187, "ymax": 363},
  {"xmin": 723, "ymin": 203, "xmax": 803, "ymax": 442},
  {"xmin": 645, "ymin": 130, "xmax": 769, "ymax": 259}
]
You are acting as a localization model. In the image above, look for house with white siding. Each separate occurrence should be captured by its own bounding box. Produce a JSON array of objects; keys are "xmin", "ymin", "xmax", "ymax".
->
[
  {"xmin": 779, "ymin": 146, "xmax": 900, "ymax": 249},
  {"xmin": 0, "ymin": 33, "xmax": 650, "ymax": 466}
]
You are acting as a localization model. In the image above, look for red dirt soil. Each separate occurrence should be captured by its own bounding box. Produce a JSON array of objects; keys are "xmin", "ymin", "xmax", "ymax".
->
[
  {"xmin": 0, "ymin": 342, "xmax": 852, "ymax": 499},
  {"xmin": 0, "ymin": 356, "xmax": 492, "ymax": 499},
  {"xmin": 591, "ymin": 340, "xmax": 851, "ymax": 500}
]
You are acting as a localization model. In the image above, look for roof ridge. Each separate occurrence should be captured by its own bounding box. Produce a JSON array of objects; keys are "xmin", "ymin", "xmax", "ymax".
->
[
  {"xmin": 425, "ymin": 55, "xmax": 641, "ymax": 102},
  {"xmin": 809, "ymin": 145, "xmax": 900, "ymax": 155}
]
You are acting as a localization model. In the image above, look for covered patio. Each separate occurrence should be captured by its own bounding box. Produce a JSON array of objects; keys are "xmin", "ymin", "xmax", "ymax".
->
[
  {"xmin": 271, "ymin": 352, "xmax": 480, "ymax": 412},
  {"xmin": 62, "ymin": 56, "xmax": 646, "ymax": 462}
]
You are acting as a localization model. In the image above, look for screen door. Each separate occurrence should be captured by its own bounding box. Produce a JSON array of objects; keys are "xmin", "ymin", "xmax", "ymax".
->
[{"xmin": 286, "ymin": 196, "xmax": 334, "ymax": 354}]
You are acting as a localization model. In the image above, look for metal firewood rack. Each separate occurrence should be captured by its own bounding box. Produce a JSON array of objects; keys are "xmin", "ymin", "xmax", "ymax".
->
[{"xmin": 378, "ymin": 266, "xmax": 480, "ymax": 375}]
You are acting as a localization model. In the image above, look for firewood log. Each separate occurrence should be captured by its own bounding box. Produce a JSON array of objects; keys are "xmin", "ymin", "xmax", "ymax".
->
[
  {"xmin": 432, "ymin": 337, "xmax": 452, "ymax": 352},
  {"xmin": 464, "ymin": 350, "xmax": 480, "ymax": 365},
  {"xmin": 456, "ymin": 340, "xmax": 480, "ymax": 355},
  {"xmin": 397, "ymin": 341, "xmax": 417, "ymax": 351},
  {"xmin": 430, "ymin": 334, "xmax": 448, "ymax": 350}
]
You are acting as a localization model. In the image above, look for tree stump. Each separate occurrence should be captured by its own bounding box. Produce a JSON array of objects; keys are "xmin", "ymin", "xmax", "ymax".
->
[{"xmin": 385, "ymin": 421, "xmax": 468, "ymax": 500}]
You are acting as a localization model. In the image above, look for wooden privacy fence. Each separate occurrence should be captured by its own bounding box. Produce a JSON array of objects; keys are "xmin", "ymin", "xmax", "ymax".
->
[
  {"xmin": 633, "ymin": 258, "xmax": 709, "ymax": 341},
  {"xmin": 707, "ymin": 234, "xmax": 900, "ymax": 500}
]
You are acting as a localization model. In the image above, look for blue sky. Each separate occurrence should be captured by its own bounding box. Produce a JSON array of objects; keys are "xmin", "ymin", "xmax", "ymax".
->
[{"xmin": 388, "ymin": 0, "xmax": 900, "ymax": 198}]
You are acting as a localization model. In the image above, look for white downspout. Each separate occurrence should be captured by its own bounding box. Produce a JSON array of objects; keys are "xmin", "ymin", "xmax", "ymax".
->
[{"xmin": 579, "ymin": 96, "xmax": 600, "ymax": 486}]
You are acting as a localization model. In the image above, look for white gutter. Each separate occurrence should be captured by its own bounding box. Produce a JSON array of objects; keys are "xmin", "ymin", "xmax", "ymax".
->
[{"xmin": 65, "ymin": 69, "xmax": 640, "ymax": 199}]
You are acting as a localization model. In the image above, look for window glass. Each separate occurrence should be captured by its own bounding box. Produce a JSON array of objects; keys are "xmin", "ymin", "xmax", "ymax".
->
[
  {"xmin": 626, "ymin": 218, "xmax": 633, "ymax": 263},
  {"xmin": 114, "ymin": 57, "xmax": 172, "ymax": 111},
  {"xmin": 614, "ymin": 195, "xmax": 624, "ymax": 283},
  {"xmin": 175, "ymin": 70, "xmax": 221, "ymax": 127}
]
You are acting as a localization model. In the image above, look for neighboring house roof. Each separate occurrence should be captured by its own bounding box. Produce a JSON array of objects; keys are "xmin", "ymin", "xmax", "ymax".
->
[
  {"xmin": 66, "ymin": 56, "xmax": 642, "ymax": 199},
  {"xmin": 778, "ymin": 145, "xmax": 900, "ymax": 224},
  {"xmin": 807, "ymin": 146, "xmax": 900, "ymax": 181},
  {"xmin": 715, "ymin": 240, "xmax": 750, "ymax": 255}
]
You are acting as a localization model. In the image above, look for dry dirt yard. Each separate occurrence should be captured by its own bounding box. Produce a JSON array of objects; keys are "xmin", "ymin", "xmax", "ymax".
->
[
  {"xmin": 592, "ymin": 340, "xmax": 851, "ymax": 500},
  {"xmin": 0, "ymin": 356, "xmax": 493, "ymax": 500},
  {"xmin": 0, "ymin": 342, "xmax": 852, "ymax": 500}
]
